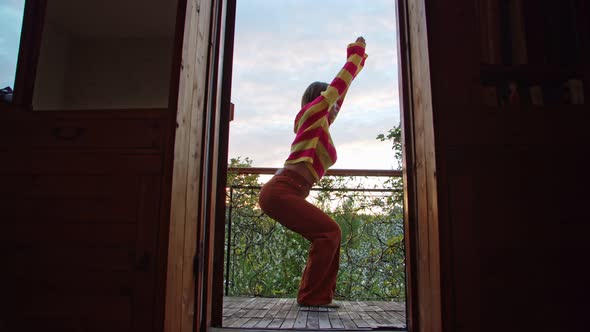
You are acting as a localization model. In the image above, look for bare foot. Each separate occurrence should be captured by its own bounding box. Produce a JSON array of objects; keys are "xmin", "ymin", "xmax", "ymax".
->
[
  {"xmin": 317, "ymin": 302, "xmax": 340, "ymax": 308},
  {"xmin": 299, "ymin": 301, "xmax": 340, "ymax": 308}
]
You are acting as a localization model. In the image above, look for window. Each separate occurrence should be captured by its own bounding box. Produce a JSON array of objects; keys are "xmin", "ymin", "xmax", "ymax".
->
[{"xmin": 0, "ymin": 0, "xmax": 26, "ymax": 103}]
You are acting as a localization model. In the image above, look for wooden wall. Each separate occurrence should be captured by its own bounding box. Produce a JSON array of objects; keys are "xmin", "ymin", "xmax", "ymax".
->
[
  {"xmin": 416, "ymin": 0, "xmax": 590, "ymax": 331},
  {"xmin": 0, "ymin": 109, "xmax": 170, "ymax": 331}
]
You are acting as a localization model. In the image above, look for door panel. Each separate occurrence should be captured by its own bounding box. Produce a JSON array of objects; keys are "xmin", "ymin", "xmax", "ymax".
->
[
  {"xmin": 207, "ymin": 0, "xmax": 236, "ymax": 326},
  {"xmin": 0, "ymin": 108, "xmax": 165, "ymax": 332}
]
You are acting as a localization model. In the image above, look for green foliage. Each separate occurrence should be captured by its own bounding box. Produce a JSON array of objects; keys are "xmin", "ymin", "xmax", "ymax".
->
[
  {"xmin": 224, "ymin": 126, "xmax": 406, "ymax": 301},
  {"xmin": 376, "ymin": 125, "xmax": 402, "ymax": 170},
  {"xmin": 225, "ymin": 157, "xmax": 307, "ymax": 297},
  {"xmin": 376, "ymin": 124, "xmax": 404, "ymax": 204},
  {"xmin": 315, "ymin": 176, "xmax": 406, "ymax": 300}
]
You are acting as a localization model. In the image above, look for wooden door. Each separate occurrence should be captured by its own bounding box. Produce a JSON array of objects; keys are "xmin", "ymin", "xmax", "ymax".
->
[
  {"xmin": 163, "ymin": 0, "xmax": 220, "ymax": 330},
  {"xmin": 162, "ymin": 0, "xmax": 235, "ymax": 328},
  {"xmin": 202, "ymin": 0, "xmax": 236, "ymax": 328}
]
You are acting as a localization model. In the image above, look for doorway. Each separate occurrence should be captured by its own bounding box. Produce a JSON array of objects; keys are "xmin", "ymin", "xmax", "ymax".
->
[
  {"xmin": 221, "ymin": 0, "xmax": 406, "ymax": 330},
  {"xmin": 169, "ymin": 0, "xmax": 444, "ymax": 331}
]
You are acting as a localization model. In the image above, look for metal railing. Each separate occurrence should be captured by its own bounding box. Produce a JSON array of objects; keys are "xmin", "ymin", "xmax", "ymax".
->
[{"xmin": 224, "ymin": 167, "xmax": 405, "ymax": 301}]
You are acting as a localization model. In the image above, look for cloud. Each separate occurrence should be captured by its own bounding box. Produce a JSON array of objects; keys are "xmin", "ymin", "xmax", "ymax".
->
[
  {"xmin": 229, "ymin": 81, "xmax": 400, "ymax": 170},
  {"xmin": 333, "ymin": 139, "xmax": 399, "ymax": 170},
  {"xmin": 0, "ymin": 2, "xmax": 26, "ymax": 87},
  {"xmin": 229, "ymin": 0, "xmax": 399, "ymax": 170},
  {"xmin": 228, "ymin": 124, "xmax": 293, "ymax": 167},
  {"xmin": 223, "ymin": 0, "xmax": 402, "ymax": 169}
]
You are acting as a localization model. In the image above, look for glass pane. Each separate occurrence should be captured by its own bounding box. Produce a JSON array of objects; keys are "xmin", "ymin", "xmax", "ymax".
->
[
  {"xmin": 0, "ymin": 0, "xmax": 26, "ymax": 103},
  {"xmin": 33, "ymin": 0, "xmax": 178, "ymax": 110}
]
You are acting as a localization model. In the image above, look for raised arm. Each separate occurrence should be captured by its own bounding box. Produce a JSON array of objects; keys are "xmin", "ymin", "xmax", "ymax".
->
[
  {"xmin": 293, "ymin": 37, "xmax": 368, "ymax": 133},
  {"xmin": 326, "ymin": 37, "xmax": 368, "ymax": 123}
]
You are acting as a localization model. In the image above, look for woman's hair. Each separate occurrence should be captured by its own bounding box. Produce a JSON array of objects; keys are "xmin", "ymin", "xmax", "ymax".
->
[{"xmin": 301, "ymin": 81, "xmax": 329, "ymax": 108}]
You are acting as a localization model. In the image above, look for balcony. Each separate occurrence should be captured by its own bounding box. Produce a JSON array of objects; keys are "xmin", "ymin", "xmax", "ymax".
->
[{"xmin": 222, "ymin": 167, "xmax": 406, "ymax": 330}]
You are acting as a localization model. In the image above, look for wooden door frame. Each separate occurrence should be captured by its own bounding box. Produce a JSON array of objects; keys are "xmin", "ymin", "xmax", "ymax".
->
[
  {"xmin": 164, "ymin": 0, "xmax": 445, "ymax": 331},
  {"xmin": 207, "ymin": 0, "xmax": 236, "ymax": 327},
  {"xmin": 396, "ymin": 0, "xmax": 443, "ymax": 331},
  {"xmin": 163, "ymin": 0, "xmax": 217, "ymax": 330}
]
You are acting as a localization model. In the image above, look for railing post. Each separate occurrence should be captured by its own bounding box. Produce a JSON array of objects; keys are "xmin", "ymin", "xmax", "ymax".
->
[{"xmin": 224, "ymin": 186, "xmax": 234, "ymax": 296}]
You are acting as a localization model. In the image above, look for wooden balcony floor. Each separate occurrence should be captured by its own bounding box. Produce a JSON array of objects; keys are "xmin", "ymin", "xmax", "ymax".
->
[{"xmin": 222, "ymin": 297, "xmax": 406, "ymax": 330}]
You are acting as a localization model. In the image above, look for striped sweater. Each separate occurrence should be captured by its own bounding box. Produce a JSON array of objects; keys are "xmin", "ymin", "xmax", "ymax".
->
[{"xmin": 284, "ymin": 41, "xmax": 368, "ymax": 182}]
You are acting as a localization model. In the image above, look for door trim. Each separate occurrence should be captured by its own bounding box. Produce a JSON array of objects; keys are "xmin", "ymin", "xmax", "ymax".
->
[{"xmin": 398, "ymin": 0, "xmax": 443, "ymax": 331}]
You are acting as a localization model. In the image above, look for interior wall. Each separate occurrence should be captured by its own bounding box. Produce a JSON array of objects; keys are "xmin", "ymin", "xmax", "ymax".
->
[
  {"xmin": 32, "ymin": 22, "xmax": 69, "ymax": 109},
  {"xmin": 33, "ymin": 28, "xmax": 173, "ymax": 110},
  {"xmin": 32, "ymin": 0, "xmax": 176, "ymax": 111},
  {"xmin": 63, "ymin": 37, "xmax": 173, "ymax": 109}
]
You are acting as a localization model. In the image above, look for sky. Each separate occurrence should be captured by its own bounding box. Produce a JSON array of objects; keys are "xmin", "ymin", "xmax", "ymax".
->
[
  {"xmin": 230, "ymin": 0, "xmax": 400, "ymax": 170},
  {"xmin": 0, "ymin": 0, "xmax": 25, "ymax": 89},
  {"xmin": 0, "ymin": 0, "xmax": 400, "ymax": 170}
]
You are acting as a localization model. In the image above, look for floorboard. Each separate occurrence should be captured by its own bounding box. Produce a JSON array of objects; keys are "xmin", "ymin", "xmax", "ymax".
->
[{"xmin": 222, "ymin": 297, "xmax": 406, "ymax": 330}]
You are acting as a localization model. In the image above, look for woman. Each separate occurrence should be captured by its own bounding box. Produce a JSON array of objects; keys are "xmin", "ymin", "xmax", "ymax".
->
[{"xmin": 258, "ymin": 37, "xmax": 368, "ymax": 307}]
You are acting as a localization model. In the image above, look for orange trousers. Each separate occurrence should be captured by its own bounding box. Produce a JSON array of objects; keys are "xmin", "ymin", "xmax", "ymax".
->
[{"xmin": 258, "ymin": 169, "xmax": 341, "ymax": 305}]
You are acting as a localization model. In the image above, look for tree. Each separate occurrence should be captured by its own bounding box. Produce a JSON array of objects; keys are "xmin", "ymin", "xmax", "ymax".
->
[
  {"xmin": 225, "ymin": 157, "xmax": 309, "ymax": 297},
  {"xmin": 376, "ymin": 125, "xmax": 402, "ymax": 170},
  {"xmin": 224, "ymin": 125, "xmax": 406, "ymax": 300}
]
